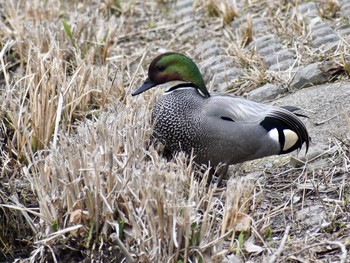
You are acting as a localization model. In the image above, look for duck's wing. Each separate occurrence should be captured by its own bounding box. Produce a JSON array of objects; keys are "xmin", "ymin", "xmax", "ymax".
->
[
  {"xmin": 206, "ymin": 94, "xmax": 310, "ymax": 153},
  {"xmin": 206, "ymin": 94, "xmax": 274, "ymax": 122},
  {"xmin": 280, "ymin": 105, "xmax": 309, "ymax": 118}
]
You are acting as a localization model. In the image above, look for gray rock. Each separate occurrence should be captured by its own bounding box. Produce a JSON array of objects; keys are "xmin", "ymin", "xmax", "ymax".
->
[
  {"xmin": 310, "ymin": 21, "xmax": 330, "ymax": 31},
  {"xmin": 253, "ymin": 35, "xmax": 280, "ymax": 50},
  {"xmin": 252, "ymin": 17, "xmax": 273, "ymax": 34},
  {"xmin": 337, "ymin": 24, "xmax": 350, "ymax": 36},
  {"xmin": 175, "ymin": 0, "xmax": 193, "ymax": 9},
  {"xmin": 175, "ymin": 5, "xmax": 194, "ymax": 21},
  {"xmin": 194, "ymin": 40, "xmax": 218, "ymax": 57},
  {"xmin": 310, "ymin": 26, "xmax": 336, "ymax": 38},
  {"xmin": 339, "ymin": 1, "xmax": 350, "ymax": 18},
  {"xmin": 290, "ymin": 62, "xmax": 327, "ymax": 89},
  {"xmin": 309, "ymin": 22, "xmax": 340, "ymax": 49},
  {"xmin": 247, "ymin": 83, "xmax": 285, "ymax": 102},
  {"xmin": 199, "ymin": 56, "xmax": 232, "ymax": 77},
  {"xmin": 210, "ymin": 60, "xmax": 234, "ymax": 73},
  {"xmin": 251, "ymin": 17, "xmax": 267, "ymax": 28},
  {"xmin": 296, "ymin": 2, "xmax": 319, "ymax": 17},
  {"xmin": 264, "ymin": 49, "xmax": 295, "ymax": 68},
  {"xmin": 268, "ymin": 58, "xmax": 298, "ymax": 71},
  {"xmin": 311, "ymin": 34, "xmax": 340, "ymax": 47},
  {"xmin": 176, "ymin": 20, "xmax": 197, "ymax": 34},
  {"xmin": 296, "ymin": 205, "xmax": 327, "ymax": 227},
  {"xmin": 258, "ymin": 43, "xmax": 283, "ymax": 56},
  {"xmin": 210, "ymin": 68, "xmax": 242, "ymax": 92},
  {"xmin": 200, "ymin": 47, "xmax": 222, "ymax": 59},
  {"xmin": 214, "ymin": 67, "xmax": 241, "ymax": 81}
]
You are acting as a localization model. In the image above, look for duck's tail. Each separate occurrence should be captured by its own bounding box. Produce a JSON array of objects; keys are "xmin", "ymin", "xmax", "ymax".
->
[{"xmin": 260, "ymin": 108, "xmax": 310, "ymax": 154}]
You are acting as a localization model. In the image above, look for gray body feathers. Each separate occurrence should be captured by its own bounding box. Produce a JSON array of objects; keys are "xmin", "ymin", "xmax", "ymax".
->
[{"xmin": 152, "ymin": 86, "xmax": 309, "ymax": 166}]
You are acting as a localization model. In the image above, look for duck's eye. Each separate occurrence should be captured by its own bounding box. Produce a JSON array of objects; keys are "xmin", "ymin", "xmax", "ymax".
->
[{"xmin": 156, "ymin": 65, "xmax": 166, "ymax": 71}]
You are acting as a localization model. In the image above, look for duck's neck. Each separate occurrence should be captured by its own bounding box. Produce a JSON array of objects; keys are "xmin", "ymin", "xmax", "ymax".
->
[{"xmin": 165, "ymin": 81, "xmax": 210, "ymax": 98}]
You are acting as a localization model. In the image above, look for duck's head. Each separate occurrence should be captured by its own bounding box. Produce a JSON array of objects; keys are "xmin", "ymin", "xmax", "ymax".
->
[{"xmin": 132, "ymin": 52, "xmax": 210, "ymax": 97}]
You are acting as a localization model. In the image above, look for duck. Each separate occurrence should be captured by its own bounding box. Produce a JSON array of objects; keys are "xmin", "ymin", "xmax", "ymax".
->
[{"xmin": 132, "ymin": 52, "xmax": 310, "ymax": 182}]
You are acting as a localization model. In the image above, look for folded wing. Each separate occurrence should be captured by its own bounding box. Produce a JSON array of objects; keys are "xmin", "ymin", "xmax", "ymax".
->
[{"xmin": 206, "ymin": 94, "xmax": 310, "ymax": 154}]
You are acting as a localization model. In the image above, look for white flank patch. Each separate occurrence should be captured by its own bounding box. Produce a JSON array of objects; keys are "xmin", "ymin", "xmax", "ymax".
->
[
  {"xmin": 268, "ymin": 128, "xmax": 279, "ymax": 143},
  {"xmin": 283, "ymin": 129, "xmax": 298, "ymax": 151}
]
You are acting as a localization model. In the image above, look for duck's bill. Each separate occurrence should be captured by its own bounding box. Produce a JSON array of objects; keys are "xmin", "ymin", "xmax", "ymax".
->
[{"xmin": 132, "ymin": 78, "xmax": 156, "ymax": 96}]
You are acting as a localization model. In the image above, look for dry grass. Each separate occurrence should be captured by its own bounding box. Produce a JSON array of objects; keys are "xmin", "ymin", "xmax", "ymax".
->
[
  {"xmin": 1, "ymin": 0, "xmax": 350, "ymax": 262},
  {"xmin": 197, "ymin": 0, "xmax": 238, "ymax": 25},
  {"xmin": 26, "ymin": 106, "xmax": 259, "ymax": 261}
]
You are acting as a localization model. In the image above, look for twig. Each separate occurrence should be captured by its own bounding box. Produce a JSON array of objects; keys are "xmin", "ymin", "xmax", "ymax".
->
[
  {"xmin": 314, "ymin": 115, "xmax": 337, "ymax": 126},
  {"xmin": 325, "ymin": 241, "xmax": 347, "ymax": 263},
  {"xmin": 0, "ymin": 40, "xmax": 16, "ymax": 88},
  {"xmin": 112, "ymin": 233, "xmax": 135, "ymax": 263},
  {"xmin": 282, "ymin": 240, "xmax": 348, "ymax": 262},
  {"xmin": 34, "ymin": 225, "xmax": 83, "ymax": 244},
  {"xmin": 268, "ymin": 224, "xmax": 290, "ymax": 263}
]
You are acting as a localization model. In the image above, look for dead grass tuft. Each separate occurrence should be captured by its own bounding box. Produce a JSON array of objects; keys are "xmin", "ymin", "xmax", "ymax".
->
[
  {"xmin": 1, "ymin": 1, "xmax": 125, "ymax": 161},
  {"xmin": 198, "ymin": 0, "xmax": 239, "ymax": 25},
  {"xmin": 17, "ymin": 95, "xmax": 261, "ymax": 261}
]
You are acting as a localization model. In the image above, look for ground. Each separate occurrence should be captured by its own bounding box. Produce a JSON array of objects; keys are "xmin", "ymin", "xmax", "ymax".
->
[{"xmin": 0, "ymin": 0, "xmax": 350, "ymax": 262}]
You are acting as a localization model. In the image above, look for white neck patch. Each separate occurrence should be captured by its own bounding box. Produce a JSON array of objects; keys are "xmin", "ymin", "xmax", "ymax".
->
[{"xmin": 164, "ymin": 81, "xmax": 195, "ymax": 94}]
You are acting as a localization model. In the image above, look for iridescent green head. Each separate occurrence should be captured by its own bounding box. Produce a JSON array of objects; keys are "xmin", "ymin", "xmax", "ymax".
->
[{"xmin": 132, "ymin": 52, "xmax": 210, "ymax": 97}]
